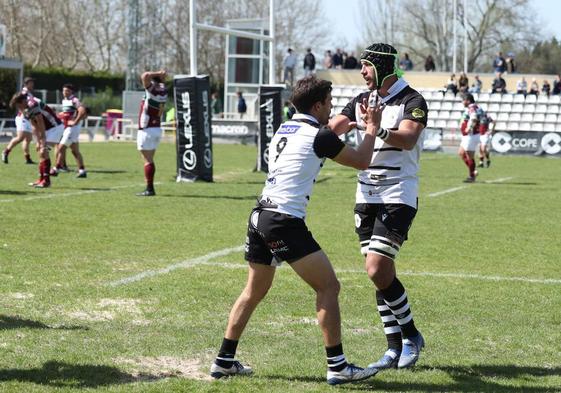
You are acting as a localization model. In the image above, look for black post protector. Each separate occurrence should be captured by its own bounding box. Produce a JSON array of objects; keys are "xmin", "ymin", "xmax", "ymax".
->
[
  {"xmin": 174, "ymin": 75, "xmax": 213, "ymax": 182},
  {"xmin": 258, "ymin": 85, "xmax": 284, "ymax": 172}
]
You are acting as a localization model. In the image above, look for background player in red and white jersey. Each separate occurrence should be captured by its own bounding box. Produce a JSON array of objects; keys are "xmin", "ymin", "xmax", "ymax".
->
[
  {"xmin": 51, "ymin": 84, "xmax": 88, "ymax": 178},
  {"xmin": 478, "ymin": 110, "xmax": 495, "ymax": 168},
  {"xmin": 2, "ymin": 77, "xmax": 36, "ymax": 165},
  {"xmin": 458, "ymin": 93, "xmax": 481, "ymax": 183},
  {"xmin": 136, "ymin": 70, "xmax": 167, "ymax": 196},
  {"xmin": 9, "ymin": 93, "xmax": 64, "ymax": 188}
]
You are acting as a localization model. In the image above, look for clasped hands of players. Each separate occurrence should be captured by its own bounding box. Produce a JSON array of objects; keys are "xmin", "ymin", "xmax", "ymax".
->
[{"xmin": 358, "ymin": 91, "xmax": 385, "ymax": 135}]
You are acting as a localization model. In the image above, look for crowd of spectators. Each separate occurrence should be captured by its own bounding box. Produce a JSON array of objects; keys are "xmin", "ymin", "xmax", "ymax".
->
[
  {"xmin": 444, "ymin": 72, "xmax": 561, "ymax": 96},
  {"xmin": 322, "ymin": 48, "xmax": 360, "ymax": 70}
]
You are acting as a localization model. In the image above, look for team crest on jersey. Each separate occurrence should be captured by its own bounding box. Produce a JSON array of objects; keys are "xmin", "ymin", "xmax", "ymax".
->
[{"xmin": 412, "ymin": 108, "xmax": 425, "ymax": 119}]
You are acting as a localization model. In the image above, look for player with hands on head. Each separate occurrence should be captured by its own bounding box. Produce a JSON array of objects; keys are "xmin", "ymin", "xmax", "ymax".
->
[{"xmin": 136, "ymin": 70, "xmax": 168, "ymax": 196}]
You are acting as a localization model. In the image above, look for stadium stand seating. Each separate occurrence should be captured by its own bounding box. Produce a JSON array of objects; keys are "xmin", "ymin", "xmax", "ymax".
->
[{"xmin": 330, "ymin": 85, "xmax": 561, "ymax": 135}]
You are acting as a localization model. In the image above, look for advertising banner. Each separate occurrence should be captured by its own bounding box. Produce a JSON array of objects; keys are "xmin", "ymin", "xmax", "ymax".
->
[
  {"xmin": 174, "ymin": 75, "xmax": 213, "ymax": 182},
  {"xmin": 257, "ymin": 85, "xmax": 284, "ymax": 172}
]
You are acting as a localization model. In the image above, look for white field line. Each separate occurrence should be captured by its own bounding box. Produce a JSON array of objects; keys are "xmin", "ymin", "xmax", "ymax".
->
[
  {"xmin": 427, "ymin": 176, "xmax": 514, "ymax": 198},
  {"xmin": 427, "ymin": 186, "xmax": 466, "ymax": 197},
  {"xmin": 484, "ymin": 176, "xmax": 513, "ymax": 184},
  {"xmin": 107, "ymin": 246, "xmax": 245, "ymax": 287},
  {"xmin": 108, "ymin": 250, "xmax": 561, "ymax": 286},
  {"xmin": 0, "ymin": 182, "xmax": 162, "ymax": 203}
]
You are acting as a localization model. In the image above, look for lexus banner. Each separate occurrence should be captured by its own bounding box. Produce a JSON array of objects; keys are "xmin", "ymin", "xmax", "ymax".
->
[
  {"xmin": 174, "ymin": 75, "xmax": 213, "ymax": 182},
  {"xmin": 258, "ymin": 85, "xmax": 284, "ymax": 172}
]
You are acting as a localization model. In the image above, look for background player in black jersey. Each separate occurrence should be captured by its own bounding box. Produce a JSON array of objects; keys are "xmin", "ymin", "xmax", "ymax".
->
[
  {"xmin": 329, "ymin": 43, "xmax": 428, "ymax": 370},
  {"xmin": 211, "ymin": 76, "xmax": 385, "ymax": 385}
]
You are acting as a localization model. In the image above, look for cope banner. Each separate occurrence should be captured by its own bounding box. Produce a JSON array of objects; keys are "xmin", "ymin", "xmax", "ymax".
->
[
  {"xmin": 174, "ymin": 75, "xmax": 213, "ymax": 182},
  {"xmin": 491, "ymin": 131, "xmax": 561, "ymax": 155},
  {"xmin": 257, "ymin": 85, "xmax": 284, "ymax": 172}
]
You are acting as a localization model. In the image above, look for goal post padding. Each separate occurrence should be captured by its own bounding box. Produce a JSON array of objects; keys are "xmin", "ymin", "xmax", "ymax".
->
[
  {"xmin": 173, "ymin": 75, "xmax": 213, "ymax": 182},
  {"xmin": 257, "ymin": 85, "xmax": 284, "ymax": 173}
]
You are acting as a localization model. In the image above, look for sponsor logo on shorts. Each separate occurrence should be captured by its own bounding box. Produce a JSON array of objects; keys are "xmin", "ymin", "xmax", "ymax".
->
[{"xmin": 268, "ymin": 239, "xmax": 289, "ymax": 253}]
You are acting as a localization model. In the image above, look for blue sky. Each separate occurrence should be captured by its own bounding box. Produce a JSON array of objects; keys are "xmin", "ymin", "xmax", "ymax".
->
[{"xmin": 324, "ymin": 0, "xmax": 561, "ymax": 49}]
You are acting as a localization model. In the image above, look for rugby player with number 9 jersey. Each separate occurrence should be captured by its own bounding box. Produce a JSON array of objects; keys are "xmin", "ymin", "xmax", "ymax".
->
[{"xmin": 211, "ymin": 76, "xmax": 385, "ymax": 385}]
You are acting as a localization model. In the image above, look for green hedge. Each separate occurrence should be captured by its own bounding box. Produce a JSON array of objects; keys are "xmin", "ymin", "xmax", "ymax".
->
[
  {"xmin": 81, "ymin": 88, "xmax": 123, "ymax": 116},
  {"xmin": 25, "ymin": 66, "xmax": 125, "ymax": 93}
]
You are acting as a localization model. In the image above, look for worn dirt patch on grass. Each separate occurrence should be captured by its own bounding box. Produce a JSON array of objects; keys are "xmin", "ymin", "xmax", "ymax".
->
[{"xmin": 115, "ymin": 356, "xmax": 211, "ymax": 381}]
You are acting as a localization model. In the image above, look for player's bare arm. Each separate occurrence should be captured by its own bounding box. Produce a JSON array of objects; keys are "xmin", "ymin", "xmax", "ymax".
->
[
  {"xmin": 141, "ymin": 70, "xmax": 167, "ymax": 89},
  {"xmin": 329, "ymin": 114, "xmax": 356, "ymax": 136},
  {"xmin": 382, "ymin": 119, "xmax": 424, "ymax": 151},
  {"xmin": 31, "ymin": 115, "xmax": 46, "ymax": 147},
  {"xmin": 68, "ymin": 106, "xmax": 87, "ymax": 126}
]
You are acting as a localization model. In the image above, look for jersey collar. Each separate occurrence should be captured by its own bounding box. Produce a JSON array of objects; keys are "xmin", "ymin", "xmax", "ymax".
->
[
  {"xmin": 380, "ymin": 78, "xmax": 409, "ymax": 104},
  {"xmin": 291, "ymin": 113, "xmax": 320, "ymax": 126}
]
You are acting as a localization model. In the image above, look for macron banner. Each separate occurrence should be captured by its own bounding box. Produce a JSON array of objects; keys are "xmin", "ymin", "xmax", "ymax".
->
[
  {"xmin": 174, "ymin": 75, "xmax": 213, "ymax": 182},
  {"xmin": 257, "ymin": 85, "xmax": 284, "ymax": 172}
]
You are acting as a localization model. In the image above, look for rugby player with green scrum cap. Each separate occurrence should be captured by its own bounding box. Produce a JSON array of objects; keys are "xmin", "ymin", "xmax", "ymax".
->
[{"xmin": 329, "ymin": 43, "xmax": 429, "ymax": 370}]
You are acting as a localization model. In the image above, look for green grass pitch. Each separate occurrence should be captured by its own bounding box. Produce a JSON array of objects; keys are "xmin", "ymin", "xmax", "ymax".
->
[{"xmin": 0, "ymin": 142, "xmax": 560, "ymax": 392}]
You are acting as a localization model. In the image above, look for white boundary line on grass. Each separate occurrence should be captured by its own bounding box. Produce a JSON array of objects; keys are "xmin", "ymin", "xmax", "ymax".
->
[
  {"xmin": 107, "ymin": 245, "xmax": 245, "ymax": 287},
  {"xmin": 0, "ymin": 182, "xmax": 162, "ymax": 203},
  {"xmin": 427, "ymin": 177, "xmax": 514, "ymax": 198},
  {"xmin": 107, "ymin": 246, "xmax": 561, "ymax": 287}
]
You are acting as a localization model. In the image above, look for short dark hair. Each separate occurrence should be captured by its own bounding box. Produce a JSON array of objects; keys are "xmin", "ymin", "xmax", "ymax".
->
[
  {"xmin": 9, "ymin": 93, "xmax": 27, "ymax": 109},
  {"xmin": 63, "ymin": 83, "xmax": 74, "ymax": 91},
  {"xmin": 463, "ymin": 93, "xmax": 475, "ymax": 103},
  {"xmin": 290, "ymin": 76, "xmax": 332, "ymax": 114}
]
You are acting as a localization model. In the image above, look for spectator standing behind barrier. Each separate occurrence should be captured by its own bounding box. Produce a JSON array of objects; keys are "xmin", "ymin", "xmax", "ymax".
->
[
  {"xmin": 399, "ymin": 53, "xmax": 413, "ymax": 71},
  {"xmin": 552, "ymin": 74, "xmax": 561, "ymax": 95},
  {"xmin": 506, "ymin": 53, "xmax": 516, "ymax": 73},
  {"xmin": 344, "ymin": 52, "xmax": 358, "ymax": 69},
  {"xmin": 493, "ymin": 52, "xmax": 506, "ymax": 74},
  {"xmin": 528, "ymin": 78, "xmax": 539, "ymax": 96},
  {"xmin": 516, "ymin": 77, "xmax": 527, "ymax": 95},
  {"xmin": 237, "ymin": 92, "xmax": 247, "ymax": 119},
  {"xmin": 424, "ymin": 55, "xmax": 435, "ymax": 71},
  {"xmin": 458, "ymin": 72, "xmax": 469, "ymax": 93},
  {"xmin": 303, "ymin": 48, "xmax": 316, "ymax": 76},
  {"xmin": 211, "ymin": 92, "xmax": 222, "ymax": 117},
  {"xmin": 469, "ymin": 75, "xmax": 482, "ymax": 93},
  {"xmin": 323, "ymin": 50, "xmax": 333, "ymax": 69},
  {"xmin": 491, "ymin": 72, "xmax": 507, "ymax": 94},
  {"xmin": 332, "ymin": 48, "xmax": 343, "ymax": 69},
  {"xmin": 542, "ymin": 80, "xmax": 551, "ymax": 97},
  {"xmin": 445, "ymin": 74, "xmax": 458, "ymax": 95},
  {"xmin": 283, "ymin": 48, "xmax": 297, "ymax": 87}
]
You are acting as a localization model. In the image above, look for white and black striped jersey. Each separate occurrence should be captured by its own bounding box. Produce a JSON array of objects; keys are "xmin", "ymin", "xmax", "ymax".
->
[
  {"xmin": 341, "ymin": 79, "xmax": 428, "ymax": 208},
  {"xmin": 259, "ymin": 113, "xmax": 345, "ymax": 219}
]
